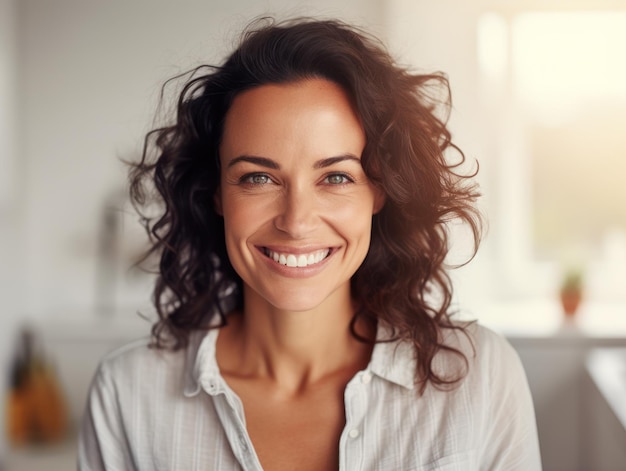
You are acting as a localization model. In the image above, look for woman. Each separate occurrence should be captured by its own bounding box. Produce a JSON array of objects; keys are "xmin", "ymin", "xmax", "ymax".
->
[{"xmin": 79, "ymin": 18, "xmax": 541, "ymax": 470}]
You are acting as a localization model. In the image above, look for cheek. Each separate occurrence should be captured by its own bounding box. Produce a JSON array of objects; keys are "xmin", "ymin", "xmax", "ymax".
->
[
  {"xmin": 221, "ymin": 195, "xmax": 275, "ymax": 263},
  {"xmin": 222, "ymin": 209, "xmax": 251, "ymax": 252},
  {"xmin": 219, "ymin": 197, "xmax": 247, "ymax": 258},
  {"xmin": 221, "ymin": 210, "xmax": 252, "ymax": 281},
  {"xmin": 326, "ymin": 199, "xmax": 376, "ymax": 244},
  {"xmin": 223, "ymin": 195, "xmax": 273, "ymax": 230}
]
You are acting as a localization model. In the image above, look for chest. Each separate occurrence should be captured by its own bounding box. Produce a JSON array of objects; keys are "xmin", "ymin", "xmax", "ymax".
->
[
  {"xmin": 246, "ymin": 395, "xmax": 343, "ymax": 470},
  {"xmin": 126, "ymin": 372, "xmax": 481, "ymax": 470},
  {"xmin": 228, "ymin": 377, "xmax": 348, "ymax": 471},
  {"xmin": 226, "ymin": 376, "xmax": 478, "ymax": 471}
]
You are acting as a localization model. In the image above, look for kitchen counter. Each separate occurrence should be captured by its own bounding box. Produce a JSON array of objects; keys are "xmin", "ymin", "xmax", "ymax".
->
[
  {"xmin": 586, "ymin": 348, "xmax": 626, "ymax": 431},
  {"xmin": 582, "ymin": 348, "xmax": 626, "ymax": 470}
]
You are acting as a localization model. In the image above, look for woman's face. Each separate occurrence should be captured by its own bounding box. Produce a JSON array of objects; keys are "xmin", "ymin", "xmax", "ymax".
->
[{"xmin": 217, "ymin": 78, "xmax": 384, "ymax": 313}]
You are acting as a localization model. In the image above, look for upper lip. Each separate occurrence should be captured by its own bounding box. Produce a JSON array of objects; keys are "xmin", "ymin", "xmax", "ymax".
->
[{"xmin": 258, "ymin": 245, "xmax": 335, "ymax": 255}]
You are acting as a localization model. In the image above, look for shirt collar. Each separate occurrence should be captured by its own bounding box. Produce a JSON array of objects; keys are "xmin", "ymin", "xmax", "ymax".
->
[
  {"xmin": 183, "ymin": 328, "xmax": 220, "ymax": 397},
  {"xmin": 183, "ymin": 321, "xmax": 416, "ymax": 396},
  {"xmin": 368, "ymin": 323, "xmax": 416, "ymax": 390}
]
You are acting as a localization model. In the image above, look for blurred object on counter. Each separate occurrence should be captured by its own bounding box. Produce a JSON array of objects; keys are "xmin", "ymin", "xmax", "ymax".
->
[
  {"xmin": 560, "ymin": 267, "xmax": 584, "ymax": 318},
  {"xmin": 5, "ymin": 327, "xmax": 68, "ymax": 446}
]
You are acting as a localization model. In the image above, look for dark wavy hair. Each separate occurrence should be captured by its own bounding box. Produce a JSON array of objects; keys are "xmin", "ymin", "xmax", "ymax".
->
[{"xmin": 130, "ymin": 17, "xmax": 482, "ymax": 393}]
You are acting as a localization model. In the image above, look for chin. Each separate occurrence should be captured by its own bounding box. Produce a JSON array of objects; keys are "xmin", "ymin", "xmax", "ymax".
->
[
  {"xmin": 263, "ymin": 293, "xmax": 329, "ymax": 314},
  {"xmin": 246, "ymin": 281, "xmax": 345, "ymax": 314}
]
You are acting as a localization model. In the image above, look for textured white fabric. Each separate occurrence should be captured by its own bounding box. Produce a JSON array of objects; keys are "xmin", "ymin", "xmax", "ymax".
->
[{"xmin": 78, "ymin": 323, "xmax": 542, "ymax": 470}]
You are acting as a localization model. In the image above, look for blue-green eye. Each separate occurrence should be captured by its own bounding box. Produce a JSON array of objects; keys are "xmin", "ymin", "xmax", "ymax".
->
[
  {"xmin": 241, "ymin": 173, "xmax": 271, "ymax": 185},
  {"xmin": 325, "ymin": 173, "xmax": 353, "ymax": 185}
]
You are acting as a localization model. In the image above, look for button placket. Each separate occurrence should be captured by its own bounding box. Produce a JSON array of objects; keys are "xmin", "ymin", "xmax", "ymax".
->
[
  {"xmin": 347, "ymin": 372, "xmax": 372, "ymax": 441},
  {"xmin": 210, "ymin": 385, "xmax": 263, "ymax": 470},
  {"xmin": 340, "ymin": 375, "xmax": 369, "ymax": 470},
  {"xmin": 231, "ymin": 419, "xmax": 261, "ymax": 469},
  {"xmin": 238, "ymin": 429, "xmax": 249, "ymax": 451}
]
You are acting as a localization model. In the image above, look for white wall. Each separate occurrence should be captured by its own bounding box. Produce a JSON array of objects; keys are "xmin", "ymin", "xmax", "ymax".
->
[
  {"xmin": 0, "ymin": 0, "xmax": 19, "ymax": 459},
  {"xmin": 383, "ymin": 0, "xmax": 499, "ymax": 310}
]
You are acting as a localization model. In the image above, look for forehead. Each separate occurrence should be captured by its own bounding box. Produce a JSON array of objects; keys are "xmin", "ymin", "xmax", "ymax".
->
[{"xmin": 219, "ymin": 79, "xmax": 365, "ymax": 161}]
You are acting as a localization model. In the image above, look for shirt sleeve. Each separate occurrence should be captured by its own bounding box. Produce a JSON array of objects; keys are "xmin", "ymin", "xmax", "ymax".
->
[
  {"xmin": 477, "ymin": 327, "xmax": 542, "ymax": 471},
  {"xmin": 77, "ymin": 361, "xmax": 135, "ymax": 471}
]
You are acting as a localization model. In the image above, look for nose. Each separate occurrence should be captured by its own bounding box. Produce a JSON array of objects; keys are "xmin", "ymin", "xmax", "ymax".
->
[{"xmin": 273, "ymin": 185, "xmax": 320, "ymax": 238}]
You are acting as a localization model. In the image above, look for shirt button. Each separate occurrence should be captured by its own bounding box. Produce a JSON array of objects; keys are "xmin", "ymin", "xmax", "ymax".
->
[
  {"xmin": 361, "ymin": 372, "xmax": 372, "ymax": 384},
  {"xmin": 348, "ymin": 428, "xmax": 360, "ymax": 439}
]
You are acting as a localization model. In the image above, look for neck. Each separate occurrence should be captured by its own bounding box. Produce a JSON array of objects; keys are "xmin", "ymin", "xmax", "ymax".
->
[{"xmin": 217, "ymin": 285, "xmax": 375, "ymax": 394}]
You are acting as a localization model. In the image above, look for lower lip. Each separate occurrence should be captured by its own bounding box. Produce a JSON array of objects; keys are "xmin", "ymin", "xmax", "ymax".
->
[{"xmin": 256, "ymin": 247, "xmax": 334, "ymax": 278}]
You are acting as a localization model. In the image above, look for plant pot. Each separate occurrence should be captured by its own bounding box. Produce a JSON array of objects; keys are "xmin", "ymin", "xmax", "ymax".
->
[{"xmin": 560, "ymin": 290, "xmax": 582, "ymax": 317}]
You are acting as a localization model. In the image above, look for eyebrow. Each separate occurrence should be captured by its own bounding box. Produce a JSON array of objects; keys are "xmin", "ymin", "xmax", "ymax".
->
[
  {"xmin": 313, "ymin": 155, "xmax": 361, "ymax": 169},
  {"xmin": 227, "ymin": 154, "xmax": 361, "ymax": 169},
  {"xmin": 227, "ymin": 155, "xmax": 279, "ymax": 169}
]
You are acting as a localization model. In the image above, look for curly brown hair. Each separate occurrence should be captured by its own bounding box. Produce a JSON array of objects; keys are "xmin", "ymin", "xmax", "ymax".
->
[{"xmin": 130, "ymin": 17, "xmax": 482, "ymax": 393}]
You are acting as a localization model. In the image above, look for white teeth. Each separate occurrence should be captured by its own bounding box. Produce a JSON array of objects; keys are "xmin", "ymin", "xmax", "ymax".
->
[{"xmin": 265, "ymin": 248, "xmax": 330, "ymax": 268}]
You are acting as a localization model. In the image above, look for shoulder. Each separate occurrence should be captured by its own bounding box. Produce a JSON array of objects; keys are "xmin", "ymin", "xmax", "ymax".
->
[
  {"xmin": 372, "ymin": 321, "xmax": 522, "ymax": 392},
  {"xmin": 392, "ymin": 322, "xmax": 540, "ymax": 468},
  {"xmin": 98, "ymin": 337, "xmax": 160, "ymax": 372},
  {"xmin": 466, "ymin": 323, "xmax": 526, "ymax": 381},
  {"xmin": 93, "ymin": 337, "xmax": 189, "ymax": 393},
  {"xmin": 446, "ymin": 326, "xmax": 541, "ymax": 468},
  {"xmin": 468, "ymin": 322, "xmax": 516, "ymax": 354},
  {"xmin": 427, "ymin": 322, "xmax": 527, "ymax": 394},
  {"xmin": 441, "ymin": 322, "xmax": 521, "ymax": 369}
]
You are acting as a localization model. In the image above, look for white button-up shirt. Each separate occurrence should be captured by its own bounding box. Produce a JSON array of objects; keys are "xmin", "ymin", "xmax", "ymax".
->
[{"xmin": 78, "ymin": 323, "xmax": 541, "ymax": 470}]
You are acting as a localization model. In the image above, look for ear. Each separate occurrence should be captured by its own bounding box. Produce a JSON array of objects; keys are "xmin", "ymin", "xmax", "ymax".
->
[
  {"xmin": 372, "ymin": 187, "xmax": 386, "ymax": 215},
  {"xmin": 214, "ymin": 187, "xmax": 223, "ymax": 216}
]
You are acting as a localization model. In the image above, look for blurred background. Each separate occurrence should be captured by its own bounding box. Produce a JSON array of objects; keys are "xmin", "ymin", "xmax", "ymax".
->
[{"xmin": 1, "ymin": 0, "xmax": 625, "ymax": 469}]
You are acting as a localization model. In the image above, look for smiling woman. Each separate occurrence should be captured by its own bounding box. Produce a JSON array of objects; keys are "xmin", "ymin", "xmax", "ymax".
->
[{"xmin": 78, "ymin": 17, "xmax": 541, "ymax": 471}]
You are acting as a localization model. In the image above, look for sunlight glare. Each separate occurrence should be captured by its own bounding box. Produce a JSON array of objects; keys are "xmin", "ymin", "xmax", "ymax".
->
[{"xmin": 512, "ymin": 12, "xmax": 626, "ymax": 124}]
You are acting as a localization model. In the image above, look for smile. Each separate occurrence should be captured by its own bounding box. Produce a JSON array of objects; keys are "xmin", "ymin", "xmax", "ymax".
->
[{"xmin": 263, "ymin": 248, "xmax": 331, "ymax": 267}]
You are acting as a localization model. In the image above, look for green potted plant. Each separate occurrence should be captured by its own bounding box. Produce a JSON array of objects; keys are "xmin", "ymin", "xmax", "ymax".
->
[{"xmin": 560, "ymin": 269, "xmax": 583, "ymax": 317}]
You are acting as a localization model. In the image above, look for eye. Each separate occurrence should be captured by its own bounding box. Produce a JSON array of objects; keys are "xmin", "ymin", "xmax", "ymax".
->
[
  {"xmin": 240, "ymin": 173, "xmax": 272, "ymax": 185},
  {"xmin": 324, "ymin": 173, "xmax": 354, "ymax": 185}
]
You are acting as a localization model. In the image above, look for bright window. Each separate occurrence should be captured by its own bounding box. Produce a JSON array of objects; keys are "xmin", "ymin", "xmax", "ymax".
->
[{"xmin": 470, "ymin": 10, "xmax": 626, "ymax": 332}]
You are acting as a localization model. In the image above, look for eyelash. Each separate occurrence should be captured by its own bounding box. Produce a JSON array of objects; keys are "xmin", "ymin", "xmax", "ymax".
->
[
  {"xmin": 323, "ymin": 173, "xmax": 355, "ymax": 185},
  {"xmin": 239, "ymin": 173, "xmax": 272, "ymax": 185},
  {"xmin": 237, "ymin": 172, "xmax": 355, "ymax": 187}
]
